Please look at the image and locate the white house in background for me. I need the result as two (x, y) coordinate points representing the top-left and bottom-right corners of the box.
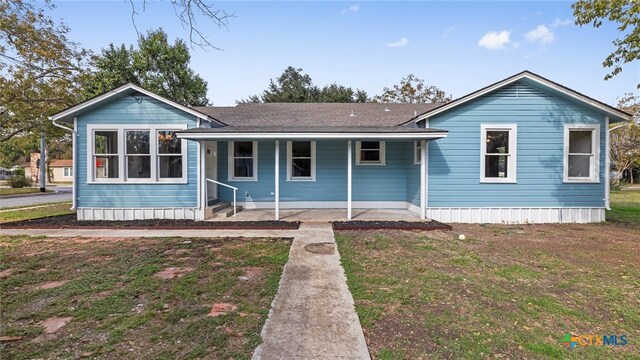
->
(50, 159), (73, 183)
(0, 167), (14, 180)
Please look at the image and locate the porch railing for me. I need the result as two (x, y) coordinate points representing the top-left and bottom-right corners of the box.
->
(206, 178), (239, 216)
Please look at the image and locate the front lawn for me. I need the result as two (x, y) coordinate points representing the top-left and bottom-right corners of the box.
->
(609, 190), (640, 226)
(0, 236), (290, 359)
(337, 224), (640, 359)
(0, 202), (74, 223)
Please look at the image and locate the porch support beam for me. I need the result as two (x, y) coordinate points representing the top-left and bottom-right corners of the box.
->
(347, 140), (352, 220)
(275, 140), (280, 220)
(420, 140), (427, 220)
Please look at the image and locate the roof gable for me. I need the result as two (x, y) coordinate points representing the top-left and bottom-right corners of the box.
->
(412, 71), (632, 123)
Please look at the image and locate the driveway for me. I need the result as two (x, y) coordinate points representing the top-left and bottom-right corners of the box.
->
(0, 187), (72, 209)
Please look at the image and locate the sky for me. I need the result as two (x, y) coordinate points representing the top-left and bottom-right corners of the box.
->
(49, 1), (639, 106)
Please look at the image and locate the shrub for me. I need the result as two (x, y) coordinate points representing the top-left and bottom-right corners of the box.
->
(7, 176), (33, 188)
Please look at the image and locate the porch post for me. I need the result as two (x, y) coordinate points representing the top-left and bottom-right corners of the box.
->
(420, 140), (427, 219)
(347, 140), (352, 220)
(275, 140), (280, 220)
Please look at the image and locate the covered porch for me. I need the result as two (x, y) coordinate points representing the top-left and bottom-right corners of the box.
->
(176, 126), (448, 221)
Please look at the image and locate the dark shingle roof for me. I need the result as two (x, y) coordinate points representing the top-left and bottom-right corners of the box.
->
(194, 103), (442, 127)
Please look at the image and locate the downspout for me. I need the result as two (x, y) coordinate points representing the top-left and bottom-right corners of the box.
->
(50, 117), (77, 210)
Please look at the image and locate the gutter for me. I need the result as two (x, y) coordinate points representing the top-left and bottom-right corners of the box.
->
(50, 117), (77, 210)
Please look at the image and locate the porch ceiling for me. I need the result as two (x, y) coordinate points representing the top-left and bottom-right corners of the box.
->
(176, 126), (448, 140)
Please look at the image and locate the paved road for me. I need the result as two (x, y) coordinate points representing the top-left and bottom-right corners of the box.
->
(0, 187), (72, 209)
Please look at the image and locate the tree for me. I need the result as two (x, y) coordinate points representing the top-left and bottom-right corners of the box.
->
(611, 93), (640, 184)
(372, 74), (452, 103)
(237, 66), (369, 103)
(82, 29), (210, 106)
(0, 0), (87, 144)
(572, 0), (640, 87)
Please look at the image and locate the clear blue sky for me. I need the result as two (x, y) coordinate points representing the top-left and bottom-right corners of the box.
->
(50, 1), (639, 106)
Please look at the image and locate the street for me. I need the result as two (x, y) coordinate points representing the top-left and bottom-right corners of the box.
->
(0, 187), (72, 208)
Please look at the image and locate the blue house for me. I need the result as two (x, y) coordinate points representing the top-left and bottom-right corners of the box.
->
(50, 71), (631, 223)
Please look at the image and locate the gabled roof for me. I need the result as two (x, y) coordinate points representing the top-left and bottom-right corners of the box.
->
(194, 103), (440, 127)
(50, 159), (73, 167)
(409, 70), (632, 124)
(49, 83), (224, 126)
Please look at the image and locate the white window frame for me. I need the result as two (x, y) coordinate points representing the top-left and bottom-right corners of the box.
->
(286, 141), (316, 181)
(414, 141), (422, 164)
(64, 167), (73, 177)
(356, 141), (386, 165)
(480, 124), (517, 183)
(87, 124), (188, 184)
(124, 129), (153, 182)
(563, 124), (600, 183)
(228, 141), (258, 181)
(157, 129), (187, 182)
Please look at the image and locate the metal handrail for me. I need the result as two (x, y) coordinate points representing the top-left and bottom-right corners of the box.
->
(206, 178), (238, 216)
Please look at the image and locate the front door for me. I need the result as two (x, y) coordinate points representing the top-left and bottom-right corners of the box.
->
(205, 141), (217, 203)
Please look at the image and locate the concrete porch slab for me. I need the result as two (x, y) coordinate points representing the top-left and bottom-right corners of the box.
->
(208, 208), (427, 222)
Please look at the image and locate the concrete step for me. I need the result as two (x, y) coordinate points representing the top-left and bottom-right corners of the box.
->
(215, 205), (244, 218)
(205, 202), (231, 218)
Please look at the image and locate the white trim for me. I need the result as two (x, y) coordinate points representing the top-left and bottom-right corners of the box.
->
(275, 140), (280, 220)
(86, 124), (188, 184)
(177, 132), (448, 140)
(420, 140), (427, 219)
(49, 83), (222, 125)
(77, 207), (198, 221)
(286, 141), (316, 181)
(563, 124), (600, 183)
(347, 140), (352, 220)
(234, 200), (413, 210)
(413, 72), (632, 123)
(355, 141), (386, 165)
(227, 141), (258, 181)
(480, 124), (517, 183)
(413, 141), (422, 164)
(605, 117), (611, 210)
(426, 207), (605, 224)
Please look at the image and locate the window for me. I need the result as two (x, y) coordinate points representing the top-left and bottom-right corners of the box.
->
(414, 141), (422, 164)
(564, 124), (599, 183)
(126, 130), (151, 179)
(94, 130), (119, 180)
(356, 141), (385, 165)
(63, 167), (73, 177)
(287, 141), (316, 181)
(480, 124), (517, 183)
(88, 125), (187, 183)
(228, 141), (257, 181)
(157, 130), (183, 178)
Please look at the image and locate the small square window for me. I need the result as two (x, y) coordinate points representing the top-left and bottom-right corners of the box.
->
(356, 141), (385, 165)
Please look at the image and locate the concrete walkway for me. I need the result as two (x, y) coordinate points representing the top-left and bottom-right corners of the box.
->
(252, 222), (370, 359)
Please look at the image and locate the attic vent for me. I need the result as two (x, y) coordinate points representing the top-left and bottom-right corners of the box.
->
(350, 110), (356, 117)
(384, 107), (390, 112)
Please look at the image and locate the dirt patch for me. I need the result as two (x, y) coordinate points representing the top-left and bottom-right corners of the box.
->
(208, 303), (238, 317)
(37, 281), (68, 290)
(332, 220), (451, 231)
(0, 336), (23, 342)
(0, 213), (299, 230)
(154, 267), (194, 279)
(41, 317), (72, 334)
(0, 268), (15, 278)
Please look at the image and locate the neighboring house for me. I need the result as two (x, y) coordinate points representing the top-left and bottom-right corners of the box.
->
(49, 71), (632, 223)
(0, 167), (13, 180)
(50, 159), (73, 183)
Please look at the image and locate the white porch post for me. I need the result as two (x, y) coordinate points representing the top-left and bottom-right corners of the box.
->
(420, 140), (427, 219)
(275, 140), (280, 220)
(347, 140), (352, 220)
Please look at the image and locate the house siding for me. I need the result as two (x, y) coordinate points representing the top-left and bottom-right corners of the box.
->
(427, 81), (606, 208)
(76, 96), (198, 208)
(217, 140), (413, 204)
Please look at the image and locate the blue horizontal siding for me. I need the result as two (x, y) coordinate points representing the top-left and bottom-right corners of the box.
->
(217, 140), (413, 203)
(77, 96), (198, 208)
(428, 81), (606, 208)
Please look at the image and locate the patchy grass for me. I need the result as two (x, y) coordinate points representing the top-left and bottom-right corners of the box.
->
(336, 224), (640, 359)
(0, 188), (41, 196)
(609, 190), (640, 226)
(0, 203), (74, 223)
(0, 236), (290, 359)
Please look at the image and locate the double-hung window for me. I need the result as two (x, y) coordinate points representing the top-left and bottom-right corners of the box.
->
(287, 141), (316, 181)
(564, 124), (599, 183)
(64, 167), (73, 177)
(356, 141), (385, 165)
(88, 125), (186, 183)
(229, 141), (257, 181)
(480, 124), (517, 183)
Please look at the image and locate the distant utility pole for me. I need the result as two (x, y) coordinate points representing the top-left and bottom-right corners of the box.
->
(40, 129), (46, 192)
